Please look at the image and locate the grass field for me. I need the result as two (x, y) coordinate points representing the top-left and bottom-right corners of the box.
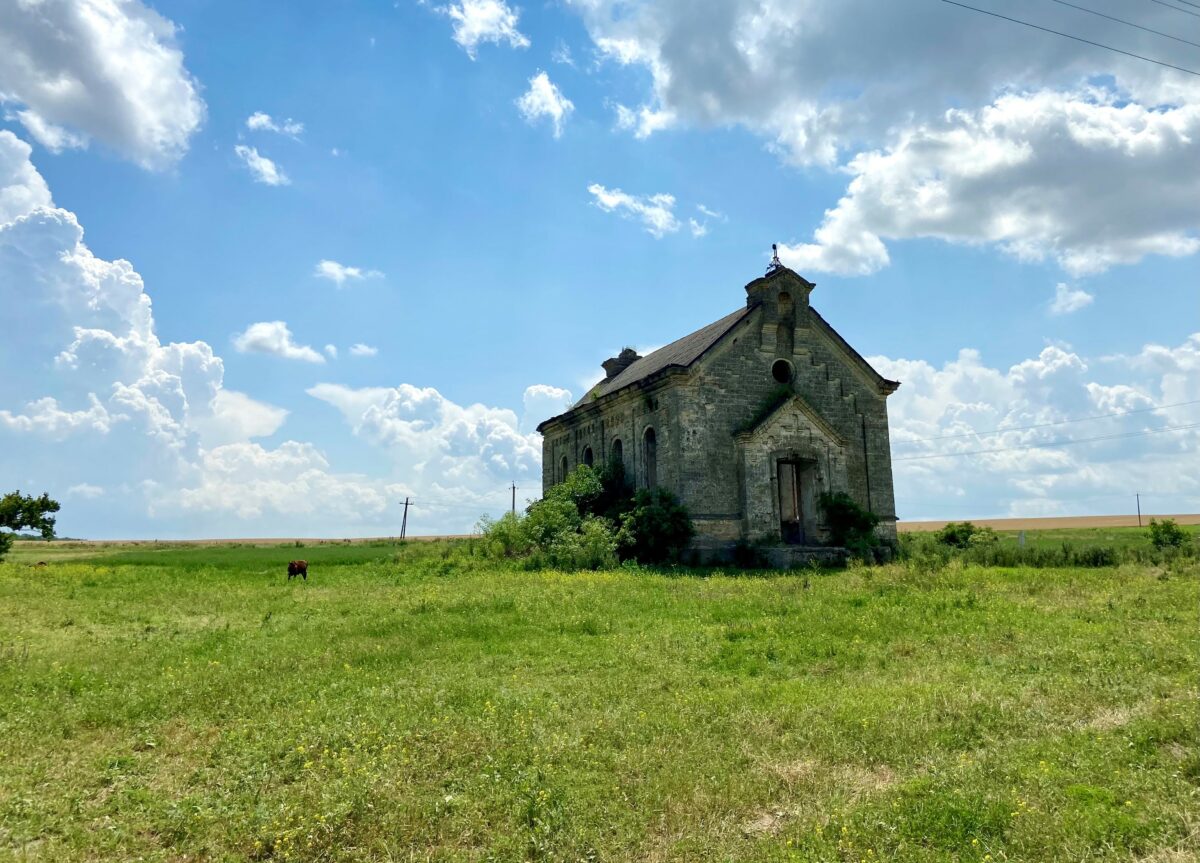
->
(1, 537), (1197, 861)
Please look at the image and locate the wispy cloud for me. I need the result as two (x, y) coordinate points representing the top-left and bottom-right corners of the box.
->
(313, 259), (383, 287)
(246, 111), (304, 138)
(587, 183), (679, 238)
(234, 145), (289, 186)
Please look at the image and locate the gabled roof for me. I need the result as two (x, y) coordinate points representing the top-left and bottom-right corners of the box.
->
(569, 305), (753, 409)
(809, 307), (900, 395)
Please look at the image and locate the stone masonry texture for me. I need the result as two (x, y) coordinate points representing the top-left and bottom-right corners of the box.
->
(536, 266), (900, 553)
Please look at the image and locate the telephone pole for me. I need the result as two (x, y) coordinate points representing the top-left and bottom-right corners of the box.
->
(510, 482), (518, 514)
(400, 496), (411, 539)
(1136, 493), (1142, 527)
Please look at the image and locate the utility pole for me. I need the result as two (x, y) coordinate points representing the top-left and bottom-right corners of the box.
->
(400, 496), (411, 539)
(1136, 493), (1142, 527)
(510, 482), (518, 514)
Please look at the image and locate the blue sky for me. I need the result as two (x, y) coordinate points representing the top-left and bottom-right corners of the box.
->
(0, 0), (1197, 538)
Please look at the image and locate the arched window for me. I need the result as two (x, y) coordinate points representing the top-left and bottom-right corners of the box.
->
(611, 438), (623, 465)
(643, 427), (657, 488)
(560, 455), (568, 483)
(583, 446), (594, 467)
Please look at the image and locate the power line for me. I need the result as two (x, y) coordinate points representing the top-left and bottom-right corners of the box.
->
(894, 421), (1200, 461)
(1144, 0), (1200, 20)
(1169, 0), (1200, 10)
(939, 0), (1200, 76)
(1041, 0), (1200, 49)
(892, 398), (1200, 446)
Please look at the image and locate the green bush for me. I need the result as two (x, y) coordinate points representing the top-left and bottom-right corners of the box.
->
(0, 532), (11, 563)
(936, 521), (980, 548)
(616, 488), (695, 564)
(479, 465), (692, 569)
(1148, 518), (1188, 550)
(817, 491), (880, 554)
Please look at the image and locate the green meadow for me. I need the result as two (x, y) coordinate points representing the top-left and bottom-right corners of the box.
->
(0, 538), (1196, 862)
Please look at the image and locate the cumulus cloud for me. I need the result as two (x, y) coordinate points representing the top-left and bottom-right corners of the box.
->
(0, 129), (554, 537)
(564, 0), (1200, 275)
(9, 110), (89, 153)
(349, 343), (379, 357)
(1049, 283), (1094, 316)
(0, 0), (204, 168)
(779, 91), (1200, 276)
(521, 383), (572, 433)
(870, 336), (1200, 519)
(245, 111), (303, 137)
(234, 145), (289, 186)
(442, 0), (530, 58)
(587, 183), (679, 237)
(232, 321), (324, 363)
(313, 259), (382, 287)
(516, 71), (574, 138)
(309, 382), (541, 476)
(324, 344), (338, 359)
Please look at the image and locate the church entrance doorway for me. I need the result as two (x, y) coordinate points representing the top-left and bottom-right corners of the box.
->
(777, 459), (818, 544)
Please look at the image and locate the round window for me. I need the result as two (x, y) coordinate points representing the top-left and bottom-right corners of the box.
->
(772, 359), (794, 384)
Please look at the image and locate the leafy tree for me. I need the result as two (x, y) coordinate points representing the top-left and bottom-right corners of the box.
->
(1148, 518), (1188, 550)
(0, 490), (61, 562)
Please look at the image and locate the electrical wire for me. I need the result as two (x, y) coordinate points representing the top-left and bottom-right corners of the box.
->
(939, 0), (1200, 76)
(1042, 0), (1200, 49)
(893, 421), (1200, 461)
(1144, 0), (1200, 20)
(891, 398), (1200, 446)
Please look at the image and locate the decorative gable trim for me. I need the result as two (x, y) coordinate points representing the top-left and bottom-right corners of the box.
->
(737, 392), (848, 448)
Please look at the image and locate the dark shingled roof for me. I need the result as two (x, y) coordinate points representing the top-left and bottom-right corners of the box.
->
(569, 305), (753, 409)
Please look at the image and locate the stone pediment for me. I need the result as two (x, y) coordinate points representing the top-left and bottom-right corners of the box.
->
(737, 392), (847, 449)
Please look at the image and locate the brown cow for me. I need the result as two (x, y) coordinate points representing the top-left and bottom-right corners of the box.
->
(287, 560), (308, 580)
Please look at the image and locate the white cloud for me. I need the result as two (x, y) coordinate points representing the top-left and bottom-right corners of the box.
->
(516, 71), (574, 138)
(0, 0), (204, 168)
(0, 130), (557, 537)
(233, 145), (289, 186)
(587, 183), (679, 237)
(192, 389), (288, 446)
(232, 321), (324, 363)
(308, 382), (543, 489)
(313, 259), (382, 287)
(870, 336), (1200, 519)
(1049, 283), (1094, 316)
(521, 383), (572, 433)
(551, 41), (576, 68)
(324, 344), (338, 359)
(349, 343), (378, 357)
(245, 111), (303, 137)
(612, 102), (675, 139)
(67, 483), (104, 499)
(11, 110), (89, 153)
(688, 218), (707, 238)
(778, 91), (1200, 276)
(443, 0), (530, 59)
(564, 0), (1200, 276)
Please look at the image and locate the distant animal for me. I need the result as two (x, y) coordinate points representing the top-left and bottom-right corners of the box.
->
(287, 560), (308, 580)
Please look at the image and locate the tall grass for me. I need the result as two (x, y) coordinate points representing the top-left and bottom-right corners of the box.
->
(0, 540), (1195, 861)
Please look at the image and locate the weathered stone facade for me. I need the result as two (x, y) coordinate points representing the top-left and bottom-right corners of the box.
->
(536, 263), (900, 555)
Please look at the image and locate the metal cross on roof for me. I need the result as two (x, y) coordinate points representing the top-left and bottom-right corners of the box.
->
(767, 243), (783, 273)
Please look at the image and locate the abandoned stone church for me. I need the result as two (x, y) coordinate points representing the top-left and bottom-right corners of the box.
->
(537, 257), (900, 559)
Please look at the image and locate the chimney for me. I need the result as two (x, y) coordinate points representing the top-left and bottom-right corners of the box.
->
(602, 347), (641, 380)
